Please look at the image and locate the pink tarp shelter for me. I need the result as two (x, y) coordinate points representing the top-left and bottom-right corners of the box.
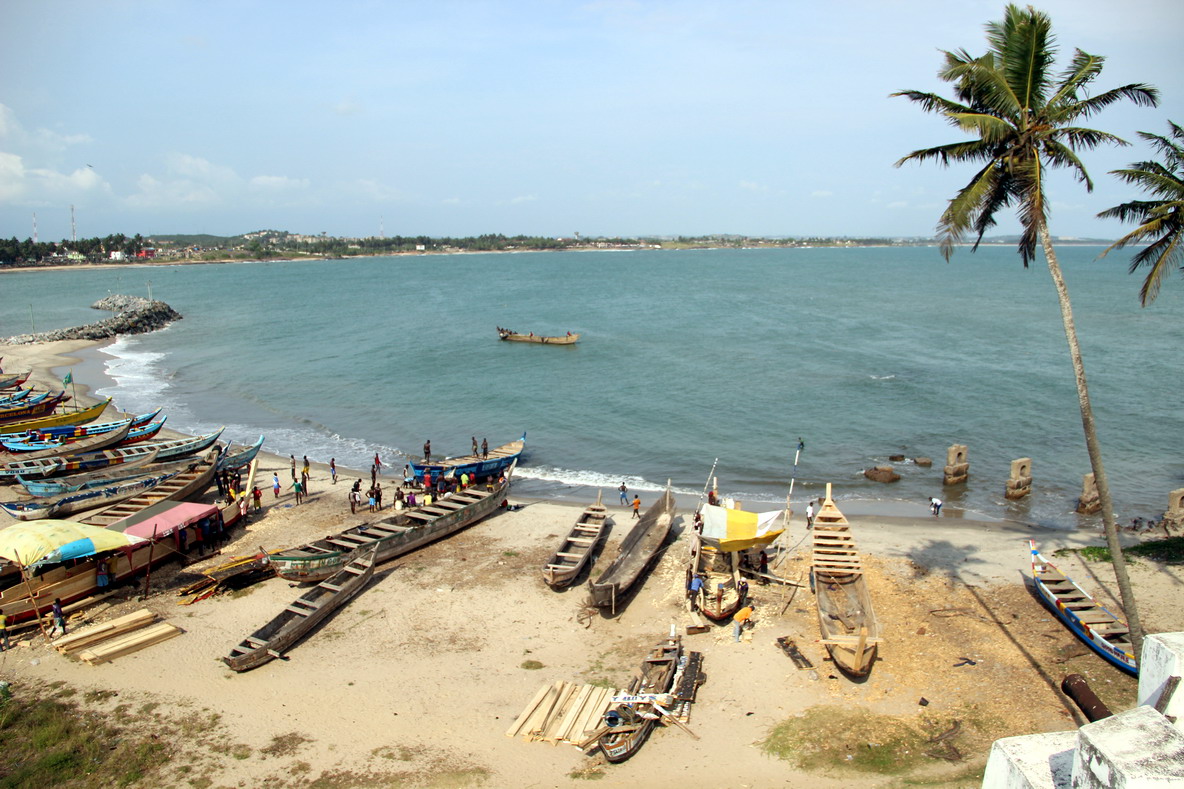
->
(118, 502), (220, 540)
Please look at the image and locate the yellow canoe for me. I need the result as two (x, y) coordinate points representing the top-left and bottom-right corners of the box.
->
(0, 397), (113, 432)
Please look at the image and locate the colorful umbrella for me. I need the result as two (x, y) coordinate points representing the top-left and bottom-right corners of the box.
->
(0, 519), (146, 568)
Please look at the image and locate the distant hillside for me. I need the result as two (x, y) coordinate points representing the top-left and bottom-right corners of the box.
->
(147, 233), (240, 247)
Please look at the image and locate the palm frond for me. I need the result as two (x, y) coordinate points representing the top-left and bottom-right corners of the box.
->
(888, 90), (971, 118)
(1065, 84), (1160, 121)
(894, 140), (998, 169)
(1042, 140), (1093, 189)
(1098, 199), (1175, 224)
(948, 112), (1016, 144)
(1053, 127), (1129, 151)
(1108, 165), (1184, 198)
(992, 5), (1055, 112)
(1128, 232), (1183, 305)
(935, 162), (1005, 260)
(1049, 49), (1105, 107)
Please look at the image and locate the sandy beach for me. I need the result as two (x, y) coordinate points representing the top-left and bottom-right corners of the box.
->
(1, 339), (1182, 787)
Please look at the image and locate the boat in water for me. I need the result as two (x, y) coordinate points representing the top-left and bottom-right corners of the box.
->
(409, 433), (525, 483)
(496, 327), (579, 344)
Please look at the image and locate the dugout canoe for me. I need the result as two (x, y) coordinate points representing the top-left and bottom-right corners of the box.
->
(687, 529), (745, 623)
(0, 371), (30, 389)
(0, 463), (190, 521)
(589, 484), (676, 614)
(271, 464), (513, 583)
(223, 544), (378, 672)
(216, 435), (265, 472)
(1029, 540), (1137, 675)
(76, 448), (220, 527)
(410, 433), (525, 482)
(18, 448), (163, 496)
(0, 397), (112, 433)
(0, 391), (70, 423)
(497, 328), (579, 344)
(542, 491), (607, 588)
(0, 407), (161, 442)
(597, 636), (683, 763)
(0, 420), (132, 457)
(811, 484), (881, 678)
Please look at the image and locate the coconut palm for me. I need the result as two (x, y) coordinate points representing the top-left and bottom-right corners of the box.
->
(1098, 121), (1184, 306)
(891, 4), (1158, 657)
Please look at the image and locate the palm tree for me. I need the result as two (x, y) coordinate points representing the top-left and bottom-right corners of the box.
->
(1098, 121), (1184, 306)
(891, 4), (1159, 658)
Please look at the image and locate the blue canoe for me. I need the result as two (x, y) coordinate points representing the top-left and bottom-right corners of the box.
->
(410, 433), (526, 482)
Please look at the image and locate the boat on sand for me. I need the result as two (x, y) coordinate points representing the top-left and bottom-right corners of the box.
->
(811, 484), (881, 677)
(542, 491), (607, 588)
(589, 484), (676, 614)
(596, 636), (683, 763)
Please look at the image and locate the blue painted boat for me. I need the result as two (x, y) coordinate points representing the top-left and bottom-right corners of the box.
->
(216, 435), (265, 472)
(409, 433), (525, 482)
(1029, 540), (1137, 676)
(0, 407), (162, 443)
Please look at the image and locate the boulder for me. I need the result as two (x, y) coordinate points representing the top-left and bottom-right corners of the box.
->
(864, 466), (900, 484)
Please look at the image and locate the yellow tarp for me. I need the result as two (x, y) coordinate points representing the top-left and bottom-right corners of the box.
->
(0, 519), (145, 567)
(700, 504), (785, 552)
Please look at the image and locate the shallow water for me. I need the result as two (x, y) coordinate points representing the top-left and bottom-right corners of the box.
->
(2, 245), (1179, 528)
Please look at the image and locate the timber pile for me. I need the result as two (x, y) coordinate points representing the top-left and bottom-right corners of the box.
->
(53, 608), (182, 664)
(505, 682), (618, 745)
(177, 552), (275, 605)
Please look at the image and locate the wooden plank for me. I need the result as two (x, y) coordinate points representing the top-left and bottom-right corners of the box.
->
(555, 684), (595, 743)
(78, 623), (181, 664)
(522, 683), (561, 739)
(505, 684), (551, 738)
(54, 609), (157, 654)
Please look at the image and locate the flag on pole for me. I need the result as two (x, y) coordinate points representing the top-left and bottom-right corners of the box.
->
(63, 371), (73, 386)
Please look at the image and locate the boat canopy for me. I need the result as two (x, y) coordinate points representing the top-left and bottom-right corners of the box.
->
(700, 503), (784, 552)
(118, 502), (221, 539)
(0, 519), (146, 568)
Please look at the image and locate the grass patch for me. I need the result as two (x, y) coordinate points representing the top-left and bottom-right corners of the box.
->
(502, 551), (518, 558)
(569, 763), (606, 780)
(1056, 537), (1184, 565)
(260, 731), (311, 758)
(762, 705), (990, 779)
(520, 660), (545, 670)
(229, 743), (253, 760)
(81, 689), (117, 703)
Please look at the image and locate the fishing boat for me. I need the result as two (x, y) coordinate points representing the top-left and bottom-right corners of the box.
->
(0, 397), (112, 433)
(76, 448), (220, 527)
(687, 530), (745, 622)
(0, 464), (189, 521)
(496, 328), (580, 344)
(223, 545), (378, 672)
(219, 457), (260, 529)
(589, 484), (676, 614)
(410, 433), (525, 482)
(1029, 540), (1137, 675)
(597, 636), (682, 763)
(542, 491), (607, 588)
(0, 420), (132, 457)
(811, 484), (881, 677)
(0, 391), (69, 423)
(0, 407), (161, 442)
(0, 428), (223, 480)
(18, 448), (163, 496)
(0, 389), (33, 406)
(270, 465), (513, 583)
(0, 371), (30, 389)
(217, 435), (265, 472)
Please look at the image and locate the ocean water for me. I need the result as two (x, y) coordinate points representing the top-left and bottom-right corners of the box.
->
(1, 246), (1180, 528)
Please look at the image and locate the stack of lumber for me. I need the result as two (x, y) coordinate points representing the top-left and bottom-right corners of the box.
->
(53, 608), (182, 664)
(505, 682), (618, 745)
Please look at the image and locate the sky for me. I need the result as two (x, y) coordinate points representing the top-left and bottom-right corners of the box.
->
(2, 0), (1182, 241)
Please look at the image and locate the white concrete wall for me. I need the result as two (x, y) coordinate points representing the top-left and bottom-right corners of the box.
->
(982, 731), (1076, 789)
(1071, 705), (1184, 787)
(1137, 632), (1184, 730)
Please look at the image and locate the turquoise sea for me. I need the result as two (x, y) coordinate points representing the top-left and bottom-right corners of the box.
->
(1, 245), (1180, 529)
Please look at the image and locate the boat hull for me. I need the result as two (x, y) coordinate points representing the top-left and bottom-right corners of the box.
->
(589, 487), (675, 612)
(542, 493), (606, 588)
(409, 434), (525, 482)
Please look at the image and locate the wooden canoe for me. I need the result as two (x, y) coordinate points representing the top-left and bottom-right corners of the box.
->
(76, 448), (220, 527)
(223, 544), (378, 672)
(0, 397), (112, 433)
(497, 329), (579, 344)
(1029, 540), (1137, 675)
(216, 435), (265, 472)
(597, 636), (682, 763)
(410, 433), (525, 482)
(811, 484), (881, 678)
(589, 484), (676, 613)
(0, 420), (132, 459)
(0, 462), (190, 520)
(270, 465), (513, 583)
(0, 428), (221, 480)
(542, 491), (607, 588)
(0, 371), (30, 389)
(0, 407), (161, 442)
(0, 391), (70, 423)
(18, 448), (163, 496)
(687, 529), (745, 623)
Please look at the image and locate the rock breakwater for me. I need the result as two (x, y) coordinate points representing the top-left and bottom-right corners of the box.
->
(4, 295), (182, 344)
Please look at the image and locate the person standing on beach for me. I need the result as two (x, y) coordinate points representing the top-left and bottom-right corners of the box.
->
(330, 458), (337, 485)
(0, 608), (8, 651)
(929, 497), (943, 516)
(619, 483), (628, 505)
(806, 501), (815, 529)
(303, 455), (311, 479)
(481, 438), (488, 459)
(272, 473), (281, 499)
(374, 453), (382, 475)
(302, 469), (311, 496)
(51, 598), (67, 637)
(290, 455), (296, 481)
(96, 559), (109, 591)
(252, 486), (263, 511)
(291, 478), (304, 505)
(632, 495), (641, 519)
(423, 440), (431, 463)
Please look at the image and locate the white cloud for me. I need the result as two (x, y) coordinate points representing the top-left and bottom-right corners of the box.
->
(0, 104), (105, 207)
(249, 175), (310, 193)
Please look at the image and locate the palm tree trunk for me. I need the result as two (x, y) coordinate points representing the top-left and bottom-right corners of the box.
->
(1038, 223), (1145, 661)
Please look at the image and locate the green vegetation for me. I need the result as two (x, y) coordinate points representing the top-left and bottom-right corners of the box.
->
(520, 660), (545, 670)
(1058, 537), (1184, 564)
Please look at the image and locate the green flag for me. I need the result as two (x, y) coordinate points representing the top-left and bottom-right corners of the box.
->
(63, 371), (72, 386)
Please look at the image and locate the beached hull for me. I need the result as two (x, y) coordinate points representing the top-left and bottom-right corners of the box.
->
(689, 531), (744, 623)
(0, 407), (161, 442)
(1030, 541), (1137, 676)
(0, 392), (69, 423)
(542, 492), (607, 588)
(589, 486), (676, 612)
(598, 637), (681, 763)
(0, 372), (30, 389)
(410, 434), (525, 482)
(271, 469), (513, 583)
(216, 436), (265, 472)
(497, 331), (580, 344)
(223, 546), (377, 672)
(811, 487), (880, 678)
(0, 397), (112, 433)
(219, 457), (259, 529)
(76, 448), (220, 526)
(18, 448), (163, 496)
(0, 464), (187, 520)
(0, 420), (132, 459)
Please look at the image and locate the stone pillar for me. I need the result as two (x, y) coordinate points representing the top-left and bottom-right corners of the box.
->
(1077, 473), (1101, 514)
(1137, 632), (1184, 732)
(943, 444), (968, 486)
(1005, 458), (1033, 500)
(1164, 488), (1184, 530)
(1072, 705), (1184, 786)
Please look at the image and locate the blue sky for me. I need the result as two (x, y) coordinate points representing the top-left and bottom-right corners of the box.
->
(2, 0), (1181, 241)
